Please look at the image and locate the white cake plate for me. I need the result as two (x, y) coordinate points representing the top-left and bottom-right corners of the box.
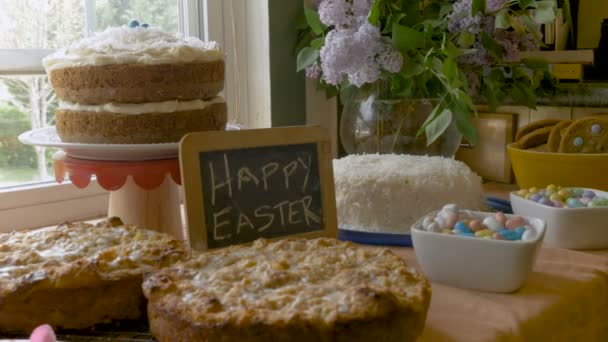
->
(18, 124), (241, 161)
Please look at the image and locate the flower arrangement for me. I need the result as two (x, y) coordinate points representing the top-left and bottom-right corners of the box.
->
(296, 0), (558, 146)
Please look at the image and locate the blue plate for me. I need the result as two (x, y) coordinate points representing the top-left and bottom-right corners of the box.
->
(485, 196), (513, 214)
(337, 197), (512, 247)
(338, 226), (412, 247)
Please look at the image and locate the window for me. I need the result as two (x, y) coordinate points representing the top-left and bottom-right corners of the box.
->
(0, 0), (233, 230)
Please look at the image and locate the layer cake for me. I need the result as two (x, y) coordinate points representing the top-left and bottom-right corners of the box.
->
(43, 26), (227, 144)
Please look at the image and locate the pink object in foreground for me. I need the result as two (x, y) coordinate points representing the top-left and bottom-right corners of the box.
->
(29, 325), (56, 342)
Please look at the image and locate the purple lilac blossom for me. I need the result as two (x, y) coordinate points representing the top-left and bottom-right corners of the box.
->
(317, 2), (403, 87)
(306, 62), (323, 79)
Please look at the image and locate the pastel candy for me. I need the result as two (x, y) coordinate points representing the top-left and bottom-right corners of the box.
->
(500, 229), (519, 241)
(434, 215), (447, 228)
(475, 229), (493, 238)
(580, 197), (591, 205)
(422, 216), (434, 228)
(483, 216), (504, 232)
(505, 216), (526, 230)
(549, 194), (563, 202)
(522, 229), (536, 241)
(442, 204), (459, 213)
(571, 188), (584, 196)
(443, 211), (459, 228)
(539, 197), (552, 206)
(427, 222), (442, 233)
(495, 212), (507, 225)
(582, 190), (596, 199)
(454, 221), (471, 233)
(591, 124), (602, 135)
(469, 219), (483, 232)
(530, 194), (542, 202)
(573, 136), (584, 147)
(566, 197), (584, 208)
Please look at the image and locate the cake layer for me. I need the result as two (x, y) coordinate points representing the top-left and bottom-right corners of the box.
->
(43, 26), (224, 73)
(333, 154), (484, 234)
(50, 61), (225, 105)
(143, 238), (431, 342)
(59, 97), (225, 115)
(56, 102), (227, 144)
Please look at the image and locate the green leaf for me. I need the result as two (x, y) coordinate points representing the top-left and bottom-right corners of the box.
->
(310, 37), (325, 50)
(401, 0), (421, 26)
(452, 101), (478, 146)
(368, 0), (382, 26)
(382, 13), (405, 34)
(304, 7), (326, 35)
(481, 31), (504, 63)
(534, 0), (557, 24)
(518, 0), (537, 9)
(296, 47), (319, 72)
(325, 86), (338, 99)
(425, 109), (453, 146)
(391, 74), (414, 97)
(392, 24), (426, 51)
(511, 84), (537, 109)
(472, 0), (486, 16)
(401, 61), (425, 78)
(520, 14), (543, 41)
(444, 41), (463, 59)
(494, 10), (511, 29)
(457, 31), (477, 48)
(522, 58), (549, 70)
(442, 58), (458, 80)
(339, 83), (357, 105)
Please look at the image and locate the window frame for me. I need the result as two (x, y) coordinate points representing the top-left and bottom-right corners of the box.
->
(0, 0), (263, 230)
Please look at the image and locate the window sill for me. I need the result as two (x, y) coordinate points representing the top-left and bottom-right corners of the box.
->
(0, 180), (108, 232)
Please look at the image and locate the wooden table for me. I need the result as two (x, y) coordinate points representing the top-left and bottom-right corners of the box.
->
(389, 246), (608, 341)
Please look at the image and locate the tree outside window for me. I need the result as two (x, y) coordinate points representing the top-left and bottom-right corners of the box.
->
(0, 0), (179, 188)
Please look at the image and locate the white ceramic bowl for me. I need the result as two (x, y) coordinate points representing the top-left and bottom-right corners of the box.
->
(411, 210), (546, 293)
(510, 188), (608, 250)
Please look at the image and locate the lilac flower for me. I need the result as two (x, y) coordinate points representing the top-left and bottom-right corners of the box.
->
(377, 45), (403, 73)
(318, 0), (374, 29)
(319, 21), (403, 87)
(448, 0), (482, 34)
(305, 62), (322, 79)
(318, 0), (355, 28)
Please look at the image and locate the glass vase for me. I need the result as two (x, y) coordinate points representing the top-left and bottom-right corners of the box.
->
(339, 82), (462, 157)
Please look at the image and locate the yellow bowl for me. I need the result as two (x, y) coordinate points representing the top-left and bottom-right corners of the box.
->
(507, 143), (608, 191)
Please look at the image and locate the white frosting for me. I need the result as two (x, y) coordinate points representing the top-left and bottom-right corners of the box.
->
(43, 26), (224, 72)
(59, 97), (225, 115)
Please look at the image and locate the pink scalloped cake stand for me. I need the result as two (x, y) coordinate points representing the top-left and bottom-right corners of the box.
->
(53, 151), (184, 240)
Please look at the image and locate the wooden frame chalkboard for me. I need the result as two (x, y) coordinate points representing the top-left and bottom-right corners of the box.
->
(179, 126), (337, 251)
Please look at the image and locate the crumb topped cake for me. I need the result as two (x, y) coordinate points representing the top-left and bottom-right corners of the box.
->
(143, 238), (431, 342)
(0, 218), (185, 333)
(43, 26), (227, 144)
(333, 154), (484, 234)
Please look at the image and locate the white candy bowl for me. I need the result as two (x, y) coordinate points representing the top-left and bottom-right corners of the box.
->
(411, 210), (546, 293)
(510, 188), (608, 250)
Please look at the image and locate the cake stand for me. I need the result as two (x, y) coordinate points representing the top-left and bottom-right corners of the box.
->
(19, 127), (184, 240)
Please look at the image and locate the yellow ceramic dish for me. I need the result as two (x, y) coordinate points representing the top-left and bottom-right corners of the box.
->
(507, 143), (608, 191)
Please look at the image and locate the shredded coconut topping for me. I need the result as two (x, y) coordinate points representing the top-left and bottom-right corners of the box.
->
(333, 154), (484, 233)
(43, 26), (223, 72)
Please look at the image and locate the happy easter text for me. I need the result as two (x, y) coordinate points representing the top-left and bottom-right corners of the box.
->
(206, 152), (322, 242)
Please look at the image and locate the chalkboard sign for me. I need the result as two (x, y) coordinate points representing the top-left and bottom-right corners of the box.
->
(180, 126), (337, 251)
